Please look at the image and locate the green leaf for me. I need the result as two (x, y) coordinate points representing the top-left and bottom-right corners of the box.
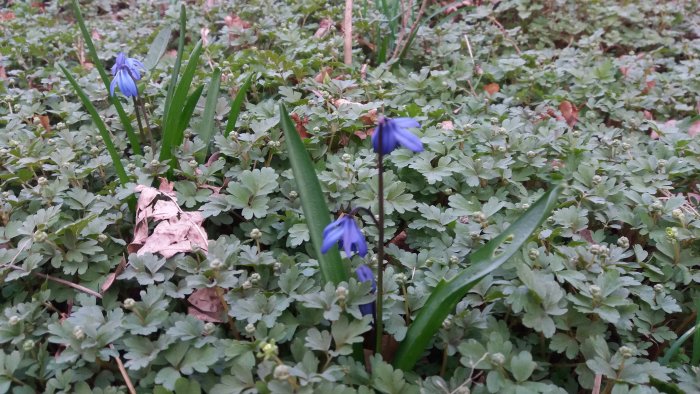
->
(510, 351), (536, 382)
(279, 103), (348, 284)
(225, 75), (253, 136)
(162, 4), (187, 142)
(177, 84), (205, 139)
(59, 65), (129, 187)
(196, 68), (221, 163)
(393, 185), (562, 371)
(144, 26), (173, 70)
(69, 0), (141, 155)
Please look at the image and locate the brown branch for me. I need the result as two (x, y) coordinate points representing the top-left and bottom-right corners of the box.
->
(487, 15), (522, 55)
(344, 0), (353, 65)
(391, 0), (430, 61)
(6, 264), (102, 299)
(110, 344), (136, 394)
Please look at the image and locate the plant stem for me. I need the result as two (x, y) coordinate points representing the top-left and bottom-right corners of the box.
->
(137, 97), (154, 149)
(375, 133), (385, 356)
(132, 97), (147, 147)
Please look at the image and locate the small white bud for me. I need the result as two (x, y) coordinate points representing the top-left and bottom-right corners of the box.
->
(249, 228), (262, 240)
(73, 326), (85, 340)
(242, 280), (252, 290)
(245, 323), (256, 334)
(123, 298), (136, 309)
(8, 316), (20, 326)
(273, 364), (290, 380)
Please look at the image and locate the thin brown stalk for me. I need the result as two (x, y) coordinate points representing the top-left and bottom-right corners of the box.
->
(110, 344), (136, 394)
(487, 15), (522, 55)
(390, 0), (429, 61)
(344, 0), (353, 65)
(6, 264), (102, 299)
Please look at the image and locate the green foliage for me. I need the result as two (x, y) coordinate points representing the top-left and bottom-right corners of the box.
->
(1, 0), (700, 393)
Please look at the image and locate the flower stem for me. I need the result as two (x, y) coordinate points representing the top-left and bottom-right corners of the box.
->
(137, 97), (154, 149)
(375, 134), (385, 357)
(132, 97), (147, 148)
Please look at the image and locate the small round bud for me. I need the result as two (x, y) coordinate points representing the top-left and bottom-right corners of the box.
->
(242, 280), (253, 290)
(589, 285), (602, 298)
(143, 146), (152, 153)
(229, 131), (239, 140)
(442, 316), (452, 330)
(261, 341), (278, 359)
(123, 298), (136, 309)
(56, 122), (66, 130)
(288, 190), (298, 199)
(22, 339), (35, 351)
(273, 262), (282, 272)
(245, 323), (256, 334)
(528, 249), (539, 261)
(188, 159), (198, 168)
(312, 126), (320, 132)
(449, 255), (459, 264)
(469, 231), (480, 240)
(203, 322), (216, 335)
(335, 286), (348, 301)
(267, 140), (277, 148)
(127, 163), (136, 171)
(619, 345), (633, 359)
(572, 130), (581, 137)
(209, 258), (223, 270)
(653, 284), (664, 293)
(73, 326), (85, 340)
(184, 131), (193, 140)
(144, 102), (152, 109)
(489, 117), (498, 124)
(521, 203), (530, 210)
(97, 234), (108, 243)
(273, 364), (290, 380)
(90, 146), (100, 155)
(665, 227), (678, 240)
(444, 188), (453, 196)
(621, 142), (631, 151)
(617, 236), (629, 249)
(650, 201), (663, 213)
(498, 127), (507, 135)
(672, 209), (684, 221)
(394, 273), (407, 284)
(250, 273), (261, 283)
(37, 177), (48, 186)
(8, 316), (20, 326)
(149, 159), (160, 167)
(474, 211), (487, 223)
(32, 231), (48, 243)
(341, 153), (352, 162)
(249, 228), (262, 240)
(591, 175), (602, 185)
(526, 151), (536, 159)
(497, 145), (507, 153)
(657, 159), (666, 169)
(611, 140), (621, 148)
(490, 353), (505, 366)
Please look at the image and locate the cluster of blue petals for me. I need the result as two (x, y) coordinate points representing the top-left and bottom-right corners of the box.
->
(110, 52), (144, 97)
(355, 265), (376, 317)
(321, 215), (367, 257)
(371, 117), (423, 155)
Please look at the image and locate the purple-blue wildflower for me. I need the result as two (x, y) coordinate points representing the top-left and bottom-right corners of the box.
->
(110, 52), (144, 97)
(371, 116), (423, 155)
(321, 215), (368, 257)
(355, 264), (376, 317)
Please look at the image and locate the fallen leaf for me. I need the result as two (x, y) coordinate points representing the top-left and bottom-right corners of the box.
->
(440, 120), (454, 130)
(290, 113), (310, 138)
(314, 67), (332, 83)
(314, 18), (333, 39)
(484, 83), (500, 96)
(360, 109), (378, 126)
(188, 288), (226, 322)
(101, 256), (127, 294)
(225, 14), (251, 29)
(688, 120), (700, 138)
(559, 100), (579, 127)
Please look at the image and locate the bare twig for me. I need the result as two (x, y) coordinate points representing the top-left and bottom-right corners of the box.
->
(487, 15), (522, 55)
(391, 0), (430, 61)
(592, 374), (602, 394)
(110, 344), (136, 394)
(343, 0), (353, 65)
(5, 264), (102, 299)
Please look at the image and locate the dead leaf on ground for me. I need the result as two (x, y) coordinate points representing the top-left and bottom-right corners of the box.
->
(101, 256), (127, 294)
(314, 19), (333, 39)
(188, 287), (226, 322)
(290, 113), (310, 138)
(559, 100), (579, 127)
(128, 179), (209, 259)
(484, 83), (500, 96)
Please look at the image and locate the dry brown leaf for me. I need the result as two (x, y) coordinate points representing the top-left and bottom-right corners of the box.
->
(314, 67), (332, 83)
(224, 14), (251, 29)
(559, 100), (579, 127)
(290, 113), (310, 138)
(484, 83), (500, 96)
(101, 256), (127, 294)
(360, 109), (378, 126)
(314, 19), (333, 39)
(688, 120), (700, 138)
(188, 288), (226, 322)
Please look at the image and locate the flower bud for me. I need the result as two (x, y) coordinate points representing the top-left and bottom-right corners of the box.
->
(149, 159), (160, 168)
(73, 326), (85, 340)
(341, 153), (352, 162)
(449, 255), (459, 264)
(444, 188), (453, 196)
(273, 364), (290, 380)
(242, 280), (252, 290)
(653, 284), (664, 293)
(621, 142), (631, 151)
(572, 130), (581, 137)
(188, 159), (198, 168)
(469, 231), (480, 240)
(203, 322), (216, 335)
(32, 231), (48, 243)
(209, 258), (223, 270)
(591, 175), (602, 185)
(127, 163), (136, 171)
(665, 227), (678, 240)
(394, 273), (407, 284)
(8, 316), (20, 326)
(37, 177), (48, 186)
(526, 151), (536, 159)
(528, 249), (539, 261)
(288, 191), (298, 200)
(650, 201), (663, 213)
(672, 209), (684, 221)
(229, 131), (239, 140)
(56, 122), (66, 130)
(123, 298), (136, 309)
(442, 316), (452, 330)
(250, 273), (261, 283)
(249, 228), (262, 240)
(98, 234), (108, 243)
(90, 146), (100, 155)
(497, 145), (507, 153)
(335, 286), (348, 301)
(619, 345), (633, 359)
(490, 352), (505, 366)
(474, 211), (487, 223)
(260, 340), (278, 359)
(22, 339), (35, 351)
(245, 323), (256, 334)
(617, 236), (629, 249)
(589, 285), (602, 298)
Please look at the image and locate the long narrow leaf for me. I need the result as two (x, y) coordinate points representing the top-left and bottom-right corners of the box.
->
(195, 68), (221, 163)
(60, 65), (129, 187)
(393, 185), (562, 371)
(660, 323), (698, 365)
(70, 0), (141, 155)
(160, 40), (203, 165)
(693, 300), (700, 365)
(224, 75), (253, 136)
(162, 4), (187, 136)
(280, 104), (349, 284)
(144, 26), (173, 70)
(177, 85), (205, 140)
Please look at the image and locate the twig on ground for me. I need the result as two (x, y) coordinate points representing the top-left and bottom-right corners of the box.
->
(110, 344), (136, 394)
(391, 0), (430, 61)
(5, 264), (103, 299)
(487, 15), (522, 55)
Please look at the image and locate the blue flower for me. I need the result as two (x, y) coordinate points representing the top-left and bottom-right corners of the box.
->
(371, 116), (423, 155)
(355, 264), (376, 317)
(110, 52), (144, 97)
(321, 215), (368, 257)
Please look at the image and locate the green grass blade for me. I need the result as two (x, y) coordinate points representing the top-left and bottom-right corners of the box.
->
(660, 323), (698, 365)
(693, 300), (700, 365)
(70, 0), (141, 155)
(177, 85), (204, 136)
(195, 68), (221, 163)
(159, 40), (203, 165)
(224, 75), (253, 136)
(60, 65), (129, 187)
(144, 26), (173, 70)
(162, 4), (187, 136)
(393, 185), (563, 371)
(279, 104), (349, 284)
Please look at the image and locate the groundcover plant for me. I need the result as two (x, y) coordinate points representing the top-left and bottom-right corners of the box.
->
(1, 0), (699, 393)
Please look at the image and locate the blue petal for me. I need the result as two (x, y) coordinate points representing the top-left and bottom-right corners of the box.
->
(390, 117), (420, 129)
(342, 219), (357, 257)
(323, 217), (343, 238)
(117, 71), (138, 97)
(394, 127), (424, 152)
(109, 77), (118, 96)
(355, 265), (375, 291)
(321, 225), (344, 254)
